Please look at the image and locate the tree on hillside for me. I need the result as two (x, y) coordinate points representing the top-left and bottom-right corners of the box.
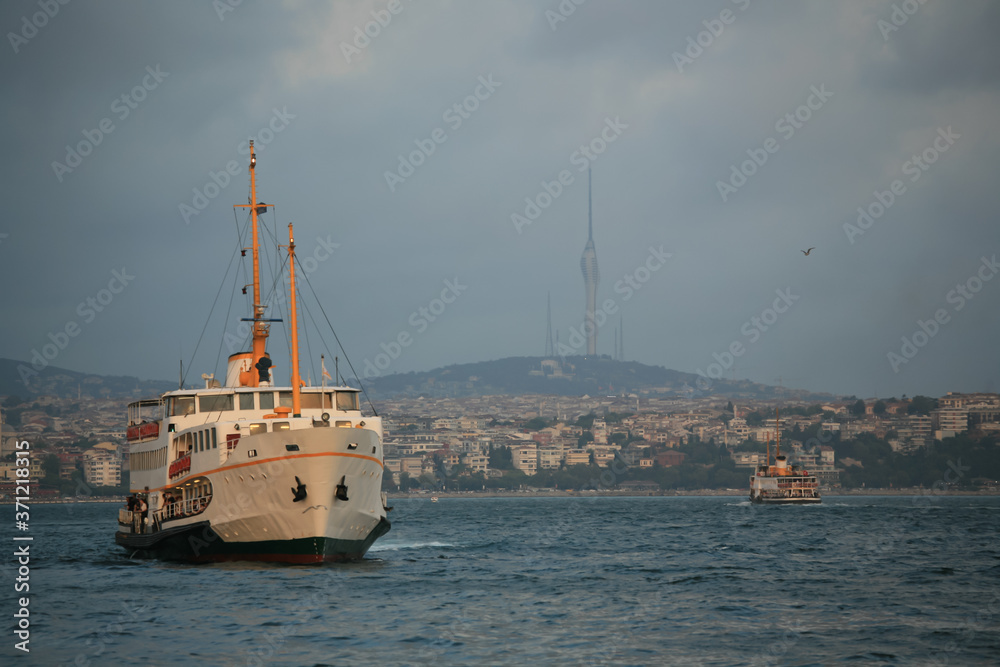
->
(488, 444), (513, 470)
(849, 399), (866, 416)
(524, 417), (549, 431)
(873, 400), (886, 415)
(907, 396), (938, 415)
(42, 454), (61, 486)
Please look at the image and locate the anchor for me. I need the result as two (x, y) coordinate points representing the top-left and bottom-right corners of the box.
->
(291, 476), (308, 502)
(335, 475), (349, 502)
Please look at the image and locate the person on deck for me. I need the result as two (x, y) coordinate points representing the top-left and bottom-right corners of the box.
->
(136, 496), (148, 533)
(163, 491), (175, 519)
(255, 352), (273, 386)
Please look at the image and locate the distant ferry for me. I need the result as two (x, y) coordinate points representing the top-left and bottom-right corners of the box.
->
(749, 410), (821, 505)
(114, 142), (391, 562)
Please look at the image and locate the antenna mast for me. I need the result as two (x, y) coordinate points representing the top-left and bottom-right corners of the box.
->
(588, 166), (593, 241)
(545, 292), (554, 358)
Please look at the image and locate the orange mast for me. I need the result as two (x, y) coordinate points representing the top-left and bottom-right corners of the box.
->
(287, 223), (301, 417)
(775, 408), (781, 461)
(235, 141), (269, 386)
(766, 433), (770, 473)
(774, 408), (785, 474)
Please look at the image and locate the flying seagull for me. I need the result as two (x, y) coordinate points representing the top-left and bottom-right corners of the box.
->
(801, 247), (815, 256)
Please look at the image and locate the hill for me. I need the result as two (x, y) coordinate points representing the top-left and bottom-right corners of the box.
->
(0, 358), (176, 400)
(361, 356), (830, 400)
(0, 355), (831, 402)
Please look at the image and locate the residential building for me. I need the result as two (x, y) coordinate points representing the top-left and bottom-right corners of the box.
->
(538, 448), (562, 470)
(513, 443), (538, 476)
(460, 453), (489, 473)
(656, 451), (687, 467)
(82, 449), (121, 487)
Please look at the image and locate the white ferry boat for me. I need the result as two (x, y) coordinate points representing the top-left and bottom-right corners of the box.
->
(749, 410), (821, 505)
(115, 143), (390, 562)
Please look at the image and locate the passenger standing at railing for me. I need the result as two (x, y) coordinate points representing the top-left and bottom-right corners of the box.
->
(163, 491), (174, 519)
(137, 496), (147, 532)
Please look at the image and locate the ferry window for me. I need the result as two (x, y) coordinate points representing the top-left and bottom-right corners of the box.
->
(323, 393), (333, 409)
(273, 422), (290, 431)
(259, 392), (274, 410)
(198, 431), (204, 452)
(211, 429), (218, 449)
(248, 423), (267, 435)
(336, 392), (359, 411)
(300, 393), (322, 410)
(335, 420), (352, 428)
(278, 391), (293, 408)
(199, 394), (233, 412)
(239, 393), (254, 410)
(170, 396), (195, 416)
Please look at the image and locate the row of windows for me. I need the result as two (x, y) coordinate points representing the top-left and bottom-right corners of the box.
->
(168, 391), (359, 416)
(177, 428), (219, 454)
(133, 446), (168, 471)
(247, 422), (290, 435)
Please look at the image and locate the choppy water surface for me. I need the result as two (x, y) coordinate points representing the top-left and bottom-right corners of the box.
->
(8, 496), (1000, 665)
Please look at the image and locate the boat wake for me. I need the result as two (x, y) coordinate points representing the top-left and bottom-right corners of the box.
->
(369, 541), (457, 552)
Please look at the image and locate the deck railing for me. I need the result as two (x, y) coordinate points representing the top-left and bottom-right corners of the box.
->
(118, 508), (148, 534)
(168, 454), (191, 479)
(158, 493), (213, 523)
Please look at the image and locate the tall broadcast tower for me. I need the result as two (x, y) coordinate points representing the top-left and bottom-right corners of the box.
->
(580, 168), (599, 356)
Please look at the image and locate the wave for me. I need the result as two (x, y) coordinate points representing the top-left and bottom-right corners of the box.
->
(368, 541), (458, 552)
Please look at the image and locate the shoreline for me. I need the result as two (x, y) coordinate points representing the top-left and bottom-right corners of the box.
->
(3, 487), (997, 505)
(387, 487), (1000, 500)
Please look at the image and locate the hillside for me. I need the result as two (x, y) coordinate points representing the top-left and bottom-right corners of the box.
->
(0, 355), (831, 402)
(0, 358), (175, 400)
(361, 356), (830, 400)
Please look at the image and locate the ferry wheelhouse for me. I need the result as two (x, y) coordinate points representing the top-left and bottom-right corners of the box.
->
(749, 410), (821, 505)
(115, 142), (390, 562)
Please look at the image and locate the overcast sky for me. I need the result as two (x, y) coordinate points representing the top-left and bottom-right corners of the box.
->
(1, 0), (997, 399)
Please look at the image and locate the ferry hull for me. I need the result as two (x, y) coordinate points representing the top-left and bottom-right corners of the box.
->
(118, 425), (391, 563)
(749, 495), (822, 505)
(116, 517), (390, 563)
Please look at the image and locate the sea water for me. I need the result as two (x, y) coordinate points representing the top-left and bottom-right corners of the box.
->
(7, 496), (1000, 665)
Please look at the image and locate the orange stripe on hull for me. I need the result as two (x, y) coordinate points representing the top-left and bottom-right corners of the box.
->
(133, 450), (383, 494)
